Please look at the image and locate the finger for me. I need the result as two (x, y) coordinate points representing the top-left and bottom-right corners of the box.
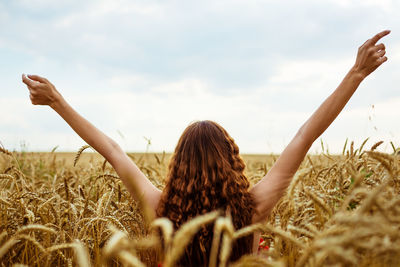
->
(377, 56), (388, 66)
(27, 74), (49, 84)
(376, 49), (386, 57)
(370, 30), (391, 45)
(22, 74), (36, 87)
(374, 43), (385, 51)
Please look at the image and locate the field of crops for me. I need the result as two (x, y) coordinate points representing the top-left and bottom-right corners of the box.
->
(1, 141), (400, 267)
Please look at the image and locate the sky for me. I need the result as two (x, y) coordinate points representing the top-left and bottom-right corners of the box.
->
(0, 0), (400, 154)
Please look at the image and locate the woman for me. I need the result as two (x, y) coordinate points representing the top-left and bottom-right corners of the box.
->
(22, 30), (390, 265)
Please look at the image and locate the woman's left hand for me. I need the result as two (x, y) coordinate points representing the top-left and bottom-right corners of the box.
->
(352, 30), (390, 79)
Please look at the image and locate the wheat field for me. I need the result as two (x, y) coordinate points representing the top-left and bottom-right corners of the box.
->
(1, 140), (400, 267)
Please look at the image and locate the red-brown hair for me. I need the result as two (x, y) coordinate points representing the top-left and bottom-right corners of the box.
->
(156, 120), (254, 266)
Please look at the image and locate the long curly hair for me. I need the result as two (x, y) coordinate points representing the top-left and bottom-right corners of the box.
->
(156, 120), (255, 266)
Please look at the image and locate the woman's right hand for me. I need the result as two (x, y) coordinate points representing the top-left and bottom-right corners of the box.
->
(22, 74), (62, 107)
(352, 30), (390, 79)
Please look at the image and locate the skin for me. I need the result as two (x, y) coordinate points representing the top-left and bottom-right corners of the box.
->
(22, 30), (390, 252)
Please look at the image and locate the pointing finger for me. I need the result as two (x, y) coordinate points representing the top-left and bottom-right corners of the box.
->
(370, 30), (390, 45)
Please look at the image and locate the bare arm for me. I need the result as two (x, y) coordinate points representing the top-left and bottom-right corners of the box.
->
(21, 75), (161, 213)
(251, 30), (390, 223)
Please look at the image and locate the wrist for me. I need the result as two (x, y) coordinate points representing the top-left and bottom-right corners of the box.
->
(49, 94), (65, 110)
(348, 66), (365, 83)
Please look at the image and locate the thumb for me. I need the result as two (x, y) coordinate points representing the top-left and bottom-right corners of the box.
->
(27, 74), (49, 84)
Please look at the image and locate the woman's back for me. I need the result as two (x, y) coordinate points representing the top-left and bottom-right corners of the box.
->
(156, 120), (255, 266)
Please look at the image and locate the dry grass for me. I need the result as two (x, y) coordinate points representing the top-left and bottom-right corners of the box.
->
(0, 140), (400, 266)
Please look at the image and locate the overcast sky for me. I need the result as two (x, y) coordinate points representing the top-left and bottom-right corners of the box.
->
(1, 0), (399, 154)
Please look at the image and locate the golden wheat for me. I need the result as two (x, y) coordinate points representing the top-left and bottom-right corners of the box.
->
(0, 141), (400, 266)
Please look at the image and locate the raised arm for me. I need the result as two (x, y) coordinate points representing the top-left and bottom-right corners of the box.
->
(251, 30), (390, 223)
(21, 75), (161, 213)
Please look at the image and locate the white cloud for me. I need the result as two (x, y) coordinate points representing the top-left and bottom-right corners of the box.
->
(328, 0), (399, 13)
(54, 0), (165, 29)
(0, 98), (31, 129)
(390, 42), (400, 62)
(267, 57), (353, 94)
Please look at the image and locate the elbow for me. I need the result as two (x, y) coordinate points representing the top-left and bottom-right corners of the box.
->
(106, 138), (124, 164)
(109, 138), (122, 152)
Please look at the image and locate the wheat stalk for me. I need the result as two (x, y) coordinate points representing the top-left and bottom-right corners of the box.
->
(74, 145), (91, 167)
(73, 240), (91, 267)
